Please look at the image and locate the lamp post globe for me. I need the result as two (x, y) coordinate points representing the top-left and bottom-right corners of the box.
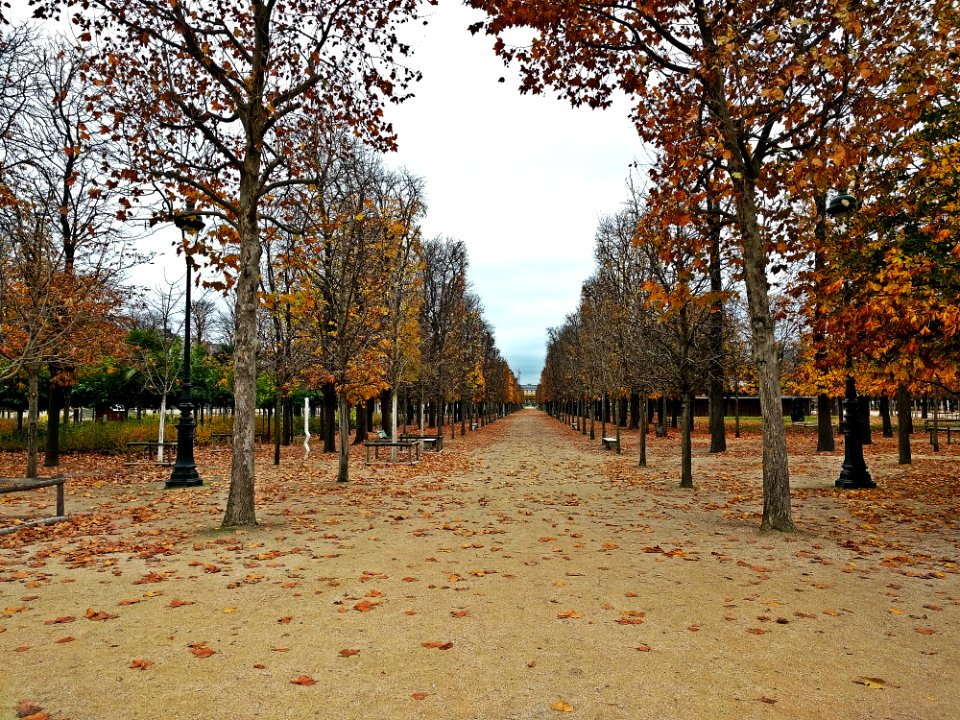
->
(167, 204), (204, 488)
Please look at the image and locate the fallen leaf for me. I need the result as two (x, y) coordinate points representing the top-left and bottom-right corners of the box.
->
(278, 616), (292, 624)
(188, 642), (215, 658)
(253, 663), (266, 669)
(557, 609), (584, 619)
(410, 692), (428, 700)
(915, 627), (935, 635)
(129, 658), (154, 670)
(55, 636), (74, 644)
(169, 599), (194, 608)
(551, 699), (575, 712)
(854, 677), (886, 689)
(746, 628), (768, 635)
(353, 600), (378, 612)
(43, 616), (75, 625)
(421, 641), (454, 650)
(222, 607), (237, 614)
(450, 610), (470, 618)
(339, 648), (360, 657)
(119, 598), (141, 606)
(291, 675), (316, 686)
(85, 608), (117, 621)
(16, 701), (42, 718)
(635, 645), (651, 652)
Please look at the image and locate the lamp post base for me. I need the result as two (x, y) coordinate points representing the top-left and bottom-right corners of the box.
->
(166, 465), (202, 488)
(835, 376), (877, 490)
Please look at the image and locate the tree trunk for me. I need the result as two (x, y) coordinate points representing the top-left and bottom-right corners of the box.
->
(629, 392), (639, 430)
(337, 393), (350, 482)
(613, 394), (622, 455)
(896, 383), (912, 465)
(45, 380), (64, 467)
(157, 396), (167, 464)
(322, 382), (337, 452)
(273, 391), (281, 465)
(26, 365), (40, 478)
(879, 394), (893, 438)
(816, 393), (835, 452)
(380, 389), (393, 436)
(707, 223), (727, 453)
(860, 395), (872, 445)
(353, 399), (368, 445)
(679, 391), (693, 488)
(223, 205), (262, 528)
(638, 391), (647, 468)
(735, 180), (794, 531)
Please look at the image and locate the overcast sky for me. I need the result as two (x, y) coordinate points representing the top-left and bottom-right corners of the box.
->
(385, 4), (643, 384)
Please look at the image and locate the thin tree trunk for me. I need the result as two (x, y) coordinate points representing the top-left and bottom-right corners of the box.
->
(322, 382), (336, 453)
(896, 383), (912, 465)
(157, 397), (167, 464)
(879, 394), (893, 438)
(679, 390), (693, 488)
(45, 380), (64, 467)
(273, 391), (281, 465)
(707, 220), (727, 453)
(816, 393), (835, 451)
(337, 393), (350, 482)
(638, 391), (647, 468)
(26, 365), (40, 478)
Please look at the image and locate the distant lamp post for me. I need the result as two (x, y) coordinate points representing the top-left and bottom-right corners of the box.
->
(828, 191), (876, 490)
(167, 203), (204, 488)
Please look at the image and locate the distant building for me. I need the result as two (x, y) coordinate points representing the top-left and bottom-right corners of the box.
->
(520, 384), (539, 406)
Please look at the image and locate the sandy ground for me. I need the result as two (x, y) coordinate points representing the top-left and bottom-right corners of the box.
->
(0, 409), (957, 720)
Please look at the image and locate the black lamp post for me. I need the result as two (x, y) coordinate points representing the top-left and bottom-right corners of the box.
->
(828, 192), (876, 490)
(166, 204), (204, 488)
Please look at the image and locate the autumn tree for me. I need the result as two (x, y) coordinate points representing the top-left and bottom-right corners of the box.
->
(468, 0), (945, 530)
(35, 0), (430, 525)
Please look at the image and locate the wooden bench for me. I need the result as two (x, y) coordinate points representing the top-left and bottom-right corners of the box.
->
(399, 434), (443, 452)
(928, 426), (960, 444)
(125, 441), (178, 465)
(363, 439), (421, 465)
(793, 422), (818, 432)
(601, 436), (619, 450)
(0, 475), (67, 535)
(209, 433), (232, 450)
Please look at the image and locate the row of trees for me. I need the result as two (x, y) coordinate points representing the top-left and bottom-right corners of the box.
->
(1, 8), (519, 528)
(473, 1), (960, 531)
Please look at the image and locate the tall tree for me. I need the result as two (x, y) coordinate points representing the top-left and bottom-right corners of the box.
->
(38, 0), (428, 525)
(468, 0), (943, 530)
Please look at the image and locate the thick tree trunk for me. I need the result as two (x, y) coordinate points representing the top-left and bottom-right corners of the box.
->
(27, 365), (40, 478)
(896, 383), (912, 465)
(629, 392), (639, 430)
(380, 389), (393, 436)
(679, 391), (693, 488)
(337, 393), (350, 482)
(223, 208), (262, 528)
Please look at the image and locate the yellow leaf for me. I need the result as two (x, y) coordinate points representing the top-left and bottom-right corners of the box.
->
(854, 677), (886, 689)
(552, 699), (575, 712)
(223, 607), (237, 614)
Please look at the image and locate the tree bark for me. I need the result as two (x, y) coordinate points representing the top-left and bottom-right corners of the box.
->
(44, 381), (64, 467)
(879, 394), (893, 438)
(322, 382), (337, 452)
(679, 390), (693, 488)
(273, 392), (281, 465)
(896, 383), (912, 465)
(337, 393), (350, 482)
(26, 365), (40, 478)
(638, 391), (647, 468)
(816, 393), (835, 451)
(353, 399), (368, 445)
(223, 208), (261, 527)
(734, 180), (794, 531)
(707, 222), (727, 453)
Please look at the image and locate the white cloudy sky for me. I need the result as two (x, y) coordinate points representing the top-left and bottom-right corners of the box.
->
(384, 3), (643, 383)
